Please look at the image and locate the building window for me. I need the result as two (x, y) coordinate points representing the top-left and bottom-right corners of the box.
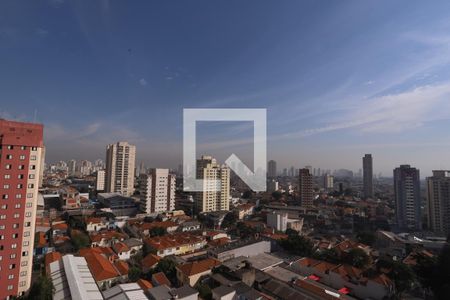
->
(18, 165), (25, 170)
(25, 203), (32, 208)
(0, 235), (4, 240)
(27, 184), (34, 189)
(20, 146), (26, 150)
(23, 232), (29, 237)
(9, 263), (15, 269)
(0, 225), (5, 230)
(7, 285), (13, 290)
(10, 254), (16, 259)
(0, 215), (6, 220)
(13, 224), (19, 229)
(12, 233), (18, 238)
(17, 174), (24, 179)
(15, 204), (20, 209)
(25, 212), (31, 217)
(22, 241), (29, 246)
(27, 193), (33, 198)
(2, 195), (8, 200)
(19, 281), (26, 287)
(7, 145), (13, 150)
(6, 155), (12, 160)
(5, 165), (11, 170)
(4, 175), (10, 179)
(17, 184), (23, 189)
(20, 271), (26, 277)
(13, 213), (19, 218)
(11, 244), (17, 249)
(31, 146), (37, 151)
(1, 205), (6, 209)
(19, 155), (25, 160)
(21, 261), (27, 266)
(28, 174), (34, 179)
(29, 165), (36, 170)
(3, 184), (9, 189)
(8, 274), (14, 280)
(30, 155), (36, 161)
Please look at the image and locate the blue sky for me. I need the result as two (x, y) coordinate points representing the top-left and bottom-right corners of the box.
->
(2, 1), (450, 176)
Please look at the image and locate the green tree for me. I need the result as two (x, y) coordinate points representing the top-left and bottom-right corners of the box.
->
(313, 248), (340, 264)
(279, 235), (314, 256)
(128, 266), (142, 282)
(285, 228), (299, 236)
(155, 258), (177, 282)
(27, 275), (54, 300)
(236, 222), (257, 239)
(71, 231), (90, 251)
(389, 261), (416, 299)
(149, 227), (167, 237)
(221, 212), (237, 229)
(242, 190), (252, 199)
(344, 248), (370, 269)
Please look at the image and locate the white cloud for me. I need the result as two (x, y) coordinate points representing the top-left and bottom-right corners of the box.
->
(278, 82), (450, 139)
(139, 78), (147, 86)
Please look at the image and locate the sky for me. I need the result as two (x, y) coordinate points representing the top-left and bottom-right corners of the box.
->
(2, 1), (450, 176)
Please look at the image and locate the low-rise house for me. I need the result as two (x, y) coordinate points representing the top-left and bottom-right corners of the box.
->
(212, 285), (236, 300)
(123, 238), (144, 255)
(132, 221), (179, 237)
(80, 247), (119, 262)
(147, 284), (198, 300)
(112, 242), (131, 260)
(292, 257), (394, 300)
(152, 272), (172, 287)
(86, 217), (108, 233)
(176, 257), (221, 286)
(142, 253), (161, 273)
(235, 203), (255, 220)
(45, 251), (62, 275)
(90, 230), (126, 247)
(208, 239), (271, 262)
(81, 250), (121, 290)
(179, 220), (201, 232)
(144, 233), (207, 257)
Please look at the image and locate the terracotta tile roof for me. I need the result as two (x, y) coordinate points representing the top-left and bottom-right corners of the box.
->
(138, 221), (179, 231)
(113, 242), (130, 254)
(52, 223), (68, 230)
(114, 260), (129, 276)
(298, 257), (320, 268)
(45, 251), (62, 269)
(144, 233), (206, 251)
(177, 258), (221, 277)
(371, 273), (393, 287)
(208, 237), (230, 247)
(334, 240), (368, 254)
(142, 253), (161, 269)
(137, 279), (153, 290)
(90, 230), (126, 243)
(37, 232), (47, 248)
(331, 264), (363, 279)
(152, 272), (172, 287)
(82, 252), (120, 282)
(314, 261), (338, 273)
(79, 247), (118, 261)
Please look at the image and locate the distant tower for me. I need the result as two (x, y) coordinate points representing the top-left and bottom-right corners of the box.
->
(194, 155), (230, 213)
(362, 154), (373, 199)
(427, 171), (450, 235)
(267, 160), (277, 178)
(323, 174), (334, 191)
(105, 141), (136, 196)
(299, 168), (313, 207)
(394, 165), (421, 231)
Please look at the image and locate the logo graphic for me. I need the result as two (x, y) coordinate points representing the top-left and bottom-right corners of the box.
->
(183, 108), (267, 192)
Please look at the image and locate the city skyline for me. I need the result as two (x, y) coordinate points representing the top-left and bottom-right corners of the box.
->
(3, 1), (450, 176)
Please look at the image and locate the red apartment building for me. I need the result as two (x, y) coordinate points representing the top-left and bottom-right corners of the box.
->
(0, 119), (44, 299)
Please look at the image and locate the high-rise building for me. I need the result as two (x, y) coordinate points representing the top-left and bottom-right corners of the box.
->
(95, 170), (105, 192)
(267, 179), (279, 193)
(363, 154), (373, 199)
(139, 168), (176, 214)
(299, 168), (313, 207)
(194, 155), (230, 213)
(105, 141), (136, 196)
(394, 165), (421, 231)
(323, 173), (334, 190)
(427, 170), (450, 235)
(268, 160), (277, 178)
(68, 159), (77, 176)
(0, 119), (44, 298)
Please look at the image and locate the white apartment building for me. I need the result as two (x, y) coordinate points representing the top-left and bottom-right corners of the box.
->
(195, 155), (230, 213)
(105, 142), (136, 197)
(96, 170), (105, 191)
(139, 168), (176, 213)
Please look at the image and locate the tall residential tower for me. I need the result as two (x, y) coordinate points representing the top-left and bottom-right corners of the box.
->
(299, 168), (313, 207)
(363, 154), (374, 199)
(394, 165), (421, 231)
(139, 168), (176, 214)
(105, 142), (136, 197)
(194, 155), (230, 213)
(427, 170), (450, 235)
(0, 120), (44, 298)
